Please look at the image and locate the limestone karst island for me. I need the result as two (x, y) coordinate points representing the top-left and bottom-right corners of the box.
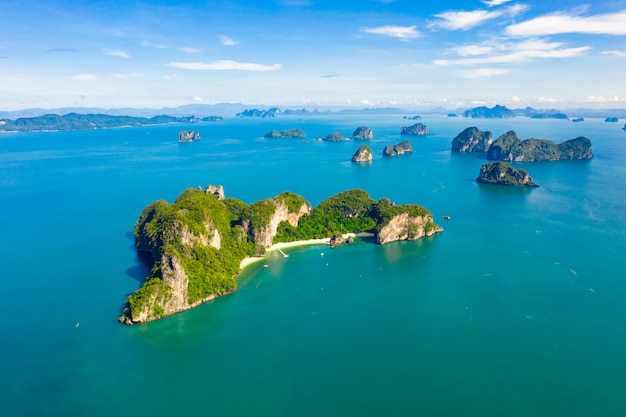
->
(121, 187), (442, 324)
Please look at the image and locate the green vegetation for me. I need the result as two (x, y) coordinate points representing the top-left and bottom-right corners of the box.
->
(322, 131), (346, 142)
(487, 130), (593, 161)
(124, 187), (438, 323)
(476, 161), (539, 187)
(264, 128), (306, 138)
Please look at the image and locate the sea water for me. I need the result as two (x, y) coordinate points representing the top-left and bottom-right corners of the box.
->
(1, 115), (625, 416)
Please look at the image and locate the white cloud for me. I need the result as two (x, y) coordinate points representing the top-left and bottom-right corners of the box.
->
(103, 49), (130, 58)
(168, 60), (282, 71)
(537, 96), (562, 104)
(482, 0), (511, 6)
(180, 47), (202, 53)
(360, 25), (420, 40)
(602, 50), (626, 57)
(220, 35), (238, 46)
(506, 11), (626, 36)
(584, 95), (621, 103)
(360, 99), (373, 105)
(461, 68), (507, 79)
(449, 45), (494, 56)
(434, 39), (590, 66)
(193, 96), (203, 102)
(71, 74), (98, 81)
(430, 5), (526, 30)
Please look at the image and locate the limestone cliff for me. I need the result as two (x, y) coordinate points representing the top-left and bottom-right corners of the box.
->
(352, 144), (373, 162)
(400, 123), (428, 136)
(243, 197), (312, 248)
(451, 127), (492, 152)
(383, 140), (412, 157)
(476, 161), (539, 187)
(352, 126), (373, 140)
(487, 131), (593, 161)
(376, 212), (442, 244)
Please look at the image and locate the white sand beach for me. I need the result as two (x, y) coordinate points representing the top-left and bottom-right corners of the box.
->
(239, 233), (374, 270)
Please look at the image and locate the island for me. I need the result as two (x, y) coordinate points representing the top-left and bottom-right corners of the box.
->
(400, 123), (428, 136)
(201, 116), (223, 122)
(572, 117), (584, 123)
(530, 113), (569, 119)
(352, 144), (373, 162)
(236, 108), (281, 118)
(264, 128), (306, 138)
(451, 127), (492, 153)
(352, 126), (373, 140)
(383, 140), (412, 157)
(476, 161), (539, 187)
(178, 130), (200, 142)
(463, 105), (514, 118)
(403, 115), (421, 120)
(486, 131), (593, 161)
(120, 187), (442, 324)
(321, 131), (346, 142)
(0, 112), (196, 132)
(605, 117), (619, 123)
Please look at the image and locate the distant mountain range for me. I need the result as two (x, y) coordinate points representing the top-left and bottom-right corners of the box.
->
(2, 103), (626, 132)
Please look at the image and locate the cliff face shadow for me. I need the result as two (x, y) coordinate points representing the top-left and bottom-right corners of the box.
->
(124, 250), (153, 284)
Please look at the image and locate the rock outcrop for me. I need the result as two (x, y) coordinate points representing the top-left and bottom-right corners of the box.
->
(264, 128), (306, 138)
(243, 199), (311, 248)
(476, 161), (539, 187)
(178, 130), (201, 142)
(352, 144), (373, 162)
(486, 131), (593, 161)
(352, 126), (373, 140)
(383, 140), (412, 157)
(322, 131), (346, 142)
(400, 123), (428, 136)
(204, 184), (225, 200)
(451, 127), (493, 152)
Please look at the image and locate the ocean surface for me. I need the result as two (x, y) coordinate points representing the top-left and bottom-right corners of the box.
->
(1, 114), (625, 416)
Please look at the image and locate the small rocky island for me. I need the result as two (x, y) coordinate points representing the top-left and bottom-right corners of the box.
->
(121, 187), (442, 324)
(352, 144), (373, 162)
(451, 127), (492, 153)
(486, 131), (593, 161)
(605, 117), (619, 123)
(321, 131), (346, 142)
(400, 123), (428, 136)
(476, 162), (539, 187)
(352, 126), (373, 140)
(383, 140), (412, 157)
(264, 128), (306, 138)
(178, 130), (201, 142)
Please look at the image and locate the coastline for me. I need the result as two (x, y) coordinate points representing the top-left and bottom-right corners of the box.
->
(239, 233), (374, 270)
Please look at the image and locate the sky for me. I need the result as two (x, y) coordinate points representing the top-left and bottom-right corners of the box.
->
(1, 0), (626, 110)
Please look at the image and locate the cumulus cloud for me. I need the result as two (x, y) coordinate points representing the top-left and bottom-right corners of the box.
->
(449, 45), (494, 56)
(602, 50), (626, 57)
(103, 49), (130, 58)
(461, 68), (507, 79)
(430, 4), (526, 30)
(482, 0), (511, 6)
(71, 74), (98, 81)
(360, 25), (420, 39)
(220, 35), (238, 46)
(434, 39), (590, 66)
(506, 11), (626, 36)
(168, 60), (282, 71)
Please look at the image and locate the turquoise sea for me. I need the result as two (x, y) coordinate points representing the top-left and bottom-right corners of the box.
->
(1, 115), (625, 416)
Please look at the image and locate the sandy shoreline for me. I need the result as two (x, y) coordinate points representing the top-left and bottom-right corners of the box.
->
(239, 233), (374, 270)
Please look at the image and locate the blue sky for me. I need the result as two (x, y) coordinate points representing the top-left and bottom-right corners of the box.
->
(1, 0), (626, 110)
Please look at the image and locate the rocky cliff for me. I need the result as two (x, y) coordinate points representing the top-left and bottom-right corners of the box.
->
(352, 126), (373, 140)
(451, 127), (492, 152)
(476, 161), (539, 187)
(243, 197), (312, 247)
(486, 131), (593, 161)
(383, 140), (412, 157)
(373, 199), (442, 244)
(352, 144), (373, 162)
(400, 123), (428, 136)
(178, 130), (201, 142)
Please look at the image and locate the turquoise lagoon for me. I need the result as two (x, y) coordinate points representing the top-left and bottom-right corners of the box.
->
(1, 115), (625, 416)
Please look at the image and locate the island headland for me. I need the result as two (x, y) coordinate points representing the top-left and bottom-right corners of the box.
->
(121, 187), (442, 324)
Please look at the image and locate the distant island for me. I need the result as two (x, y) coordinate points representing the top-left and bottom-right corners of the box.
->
(178, 130), (201, 142)
(383, 140), (413, 157)
(477, 162), (539, 187)
(451, 127), (492, 153)
(264, 128), (306, 138)
(236, 108), (281, 118)
(0, 113), (197, 132)
(400, 123), (428, 135)
(352, 126), (373, 140)
(121, 187), (442, 324)
(572, 117), (584, 123)
(487, 131), (593, 161)
(321, 131), (346, 142)
(530, 113), (569, 120)
(605, 117), (619, 123)
(463, 105), (515, 118)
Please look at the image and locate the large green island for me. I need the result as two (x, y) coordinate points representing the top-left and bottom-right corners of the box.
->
(121, 187), (442, 324)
